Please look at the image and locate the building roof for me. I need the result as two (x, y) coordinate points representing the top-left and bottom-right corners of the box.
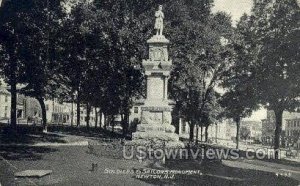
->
(283, 111), (300, 119)
(286, 117), (300, 121)
(133, 98), (145, 105)
(0, 86), (10, 95)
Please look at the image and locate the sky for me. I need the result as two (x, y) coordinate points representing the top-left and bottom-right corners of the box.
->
(212, 0), (253, 26)
(212, 0), (267, 121)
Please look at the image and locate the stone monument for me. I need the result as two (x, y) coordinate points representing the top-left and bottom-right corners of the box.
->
(131, 5), (184, 149)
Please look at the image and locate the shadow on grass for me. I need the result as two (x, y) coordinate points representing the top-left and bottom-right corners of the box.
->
(0, 124), (130, 145)
(135, 159), (299, 186)
(0, 145), (58, 161)
(48, 125), (129, 140)
(0, 125), (67, 144)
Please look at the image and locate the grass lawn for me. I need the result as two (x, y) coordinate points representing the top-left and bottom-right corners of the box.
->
(0, 144), (299, 186)
(0, 126), (299, 185)
(0, 124), (126, 145)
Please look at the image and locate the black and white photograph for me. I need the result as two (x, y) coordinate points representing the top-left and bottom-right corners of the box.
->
(0, 0), (299, 185)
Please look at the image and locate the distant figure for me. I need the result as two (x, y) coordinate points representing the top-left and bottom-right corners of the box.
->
(154, 5), (164, 35)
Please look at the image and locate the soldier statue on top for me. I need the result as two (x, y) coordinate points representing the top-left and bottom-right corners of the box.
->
(154, 5), (164, 36)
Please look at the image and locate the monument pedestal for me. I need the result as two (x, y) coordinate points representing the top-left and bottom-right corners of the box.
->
(129, 34), (184, 150)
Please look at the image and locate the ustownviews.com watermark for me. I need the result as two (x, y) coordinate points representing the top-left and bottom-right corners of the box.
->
(123, 146), (282, 161)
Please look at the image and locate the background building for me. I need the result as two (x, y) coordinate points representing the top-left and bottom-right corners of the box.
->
(0, 82), (99, 126)
(285, 118), (300, 149)
(262, 110), (300, 146)
(0, 86), (10, 121)
(241, 121), (262, 142)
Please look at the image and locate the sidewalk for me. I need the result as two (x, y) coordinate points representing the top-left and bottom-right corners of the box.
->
(223, 158), (300, 181)
(285, 157), (300, 163)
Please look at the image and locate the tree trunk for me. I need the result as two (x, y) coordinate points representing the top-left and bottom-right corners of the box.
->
(71, 101), (74, 127)
(9, 47), (17, 130)
(205, 126), (209, 142)
(94, 107), (98, 128)
(274, 109), (283, 159)
(215, 124), (218, 143)
(122, 113), (129, 137)
(172, 105), (180, 134)
(10, 79), (17, 130)
(235, 117), (241, 149)
(200, 125), (203, 141)
(121, 114), (124, 134)
(196, 125), (199, 144)
(76, 90), (80, 127)
(37, 97), (47, 132)
(99, 109), (102, 128)
(125, 112), (129, 135)
(103, 113), (107, 130)
(189, 121), (195, 142)
(111, 116), (115, 134)
(86, 103), (91, 129)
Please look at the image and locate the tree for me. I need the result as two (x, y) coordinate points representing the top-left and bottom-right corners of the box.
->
(201, 91), (222, 143)
(220, 89), (258, 149)
(220, 14), (259, 149)
(17, 0), (66, 132)
(60, 0), (158, 132)
(169, 5), (234, 142)
(248, 0), (300, 159)
(0, 0), (28, 130)
(60, 0), (98, 127)
(0, 0), (68, 132)
(90, 0), (163, 135)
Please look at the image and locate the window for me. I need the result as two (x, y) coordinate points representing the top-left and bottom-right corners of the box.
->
(4, 106), (8, 117)
(134, 107), (138, 114)
(17, 110), (22, 118)
(182, 122), (186, 133)
(46, 104), (49, 111)
(5, 95), (8, 102)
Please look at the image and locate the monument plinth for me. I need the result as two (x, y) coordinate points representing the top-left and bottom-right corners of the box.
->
(130, 6), (184, 149)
